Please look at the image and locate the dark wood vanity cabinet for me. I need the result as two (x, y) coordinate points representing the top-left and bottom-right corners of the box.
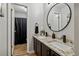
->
(41, 43), (51, 56)
(33, 37), (37, 55)
(33, 37), (60, 56)
(33, 37), (42, 56)
(36, 39), (42, 56)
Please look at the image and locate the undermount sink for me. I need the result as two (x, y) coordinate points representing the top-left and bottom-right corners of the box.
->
(50, 42), (72, 50)
(45, 37), (61, 43)
(40, 37), (56, 43)
(36, 36), (74, 53)
(37, 36), (59, 43)
(49, 42), (74, 55)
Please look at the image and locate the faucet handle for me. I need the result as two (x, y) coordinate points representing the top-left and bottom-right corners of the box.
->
(62, 35), (66, 43)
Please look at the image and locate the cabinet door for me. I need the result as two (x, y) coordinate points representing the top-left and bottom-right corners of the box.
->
(36, 40), (42, 56)
(41, 43), (51, 56)
(33, 37), (37, 55)
(33, 37), (60, 56)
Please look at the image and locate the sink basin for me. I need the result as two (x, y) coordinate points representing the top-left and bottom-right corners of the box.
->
(45, 38), (61, 43)
(50, 42), (72, 50)
(38, 36), (59, 43)
(49, 42), (74, 55)
(41, 37), (56, 43)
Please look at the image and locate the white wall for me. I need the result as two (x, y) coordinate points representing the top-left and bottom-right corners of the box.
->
(26, 3), (44, 52)
(12, 4), (27, 18)
(15, 12), (27, 18)
(74, 3), (79, 56)
(0, 4), (8, 56)
(43, 3), (74, 43)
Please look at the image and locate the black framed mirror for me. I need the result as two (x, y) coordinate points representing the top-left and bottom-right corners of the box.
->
(47, 3), (72, 32)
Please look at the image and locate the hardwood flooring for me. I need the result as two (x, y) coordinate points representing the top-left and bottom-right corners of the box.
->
(13, 43), (36, 56)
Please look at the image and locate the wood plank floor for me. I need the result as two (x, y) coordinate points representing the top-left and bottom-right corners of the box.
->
(13, 43), (36, 56)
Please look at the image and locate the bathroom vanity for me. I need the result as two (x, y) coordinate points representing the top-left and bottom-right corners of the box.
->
(33, 35), (74, 56)
(33, 3), (74, 56)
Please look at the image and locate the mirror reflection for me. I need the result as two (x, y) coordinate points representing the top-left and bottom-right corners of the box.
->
(47, 3), (71, 32)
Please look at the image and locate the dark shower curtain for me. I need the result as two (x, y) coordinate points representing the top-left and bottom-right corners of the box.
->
(15, 18), (27, 45)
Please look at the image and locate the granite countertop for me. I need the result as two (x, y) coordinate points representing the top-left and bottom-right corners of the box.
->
(33, 35), (75, 56)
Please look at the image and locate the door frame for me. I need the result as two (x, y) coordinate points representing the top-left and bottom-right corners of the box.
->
(7, 3), (28, 56)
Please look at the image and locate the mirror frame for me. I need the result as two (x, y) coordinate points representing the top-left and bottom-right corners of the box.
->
(46, 3), (72, 32)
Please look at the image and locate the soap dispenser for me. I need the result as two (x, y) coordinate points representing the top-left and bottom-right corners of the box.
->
(62, 35), (66, 43)
(45, 32), (48, 37)
(35, 23), (39, 34)
(52, 32), (56, 39)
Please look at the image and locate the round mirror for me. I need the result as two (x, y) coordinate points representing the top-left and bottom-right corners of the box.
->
(47, 3), (72, 32)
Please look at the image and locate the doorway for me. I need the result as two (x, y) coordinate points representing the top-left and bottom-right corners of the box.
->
(11, 4), (28, 56)
(15, 18), (27, 45)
